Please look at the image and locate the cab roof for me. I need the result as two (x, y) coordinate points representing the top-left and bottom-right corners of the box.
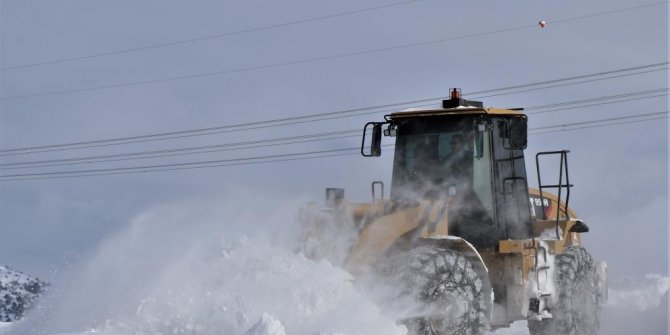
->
(388, 107), (526, 120)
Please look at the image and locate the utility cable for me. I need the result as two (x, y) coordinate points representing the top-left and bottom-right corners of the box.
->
(0, 106), (402, 157)
(0, 146), (366, 179)
(2, 112), (666, 181)
(529, 111), (669, 131)
(0, 151), (366, 182)
(470, 68), (668, 101)
(468, 66), (668, 99)
(0, 24), (534, 100)
(2, 2), (666, 101)
(527, 93), (668, 115)
(2, 109), (665, 181)
(3, 88), (667, 169)
(531, 116), (668, 135)
(0, 66), (664, 159)
(548, 1), (666, 24)
(1, 62), (666, 156)
(5, 1), (662, 72)
(526, 88), (668, 111)
(1, 0), (422, 71)
(0, 131), (361, 169)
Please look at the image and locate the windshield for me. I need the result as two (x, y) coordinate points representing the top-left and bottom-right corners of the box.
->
(391, 116), (476, 199)
(390, 115), (499, 247)
(393, 131), (474, 195)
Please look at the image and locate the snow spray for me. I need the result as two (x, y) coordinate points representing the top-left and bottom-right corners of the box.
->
(8, 191), (405, 335)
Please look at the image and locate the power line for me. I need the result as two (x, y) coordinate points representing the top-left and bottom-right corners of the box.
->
(2, 1), (663, 74)
(525, 89), (668, 115)
(528, 93), (668, 115)
(0, 146), (364, 179)
(530, 116), (668, 135)
(549, 1), (667, 24)
(529, 111), (669, 131)
(0, 106), (403, 157)
(2, 112), (666, 181)
(0, 0), (422, 71)
(0, 151), (364, 182)
(470, 68), (668, 101)
(3, 111), (665, 182)
(2, 2), (666, 101)
(5, 1), (663, 73)
(0, 65), (664, 159)
(0, 130), (360, 169)
(468, 66), (668, 99)
(3, 88), (667, 169)
(526, 88), (668, 111)
(0, 134), (358, 170)
(1, 62), (666, 157)
(0, 26), (533, 100)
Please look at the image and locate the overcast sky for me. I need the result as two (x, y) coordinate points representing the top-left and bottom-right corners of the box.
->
(0, 0), (668, 322)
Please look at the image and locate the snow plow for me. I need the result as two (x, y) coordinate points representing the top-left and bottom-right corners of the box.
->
(299, 89), (607, 335)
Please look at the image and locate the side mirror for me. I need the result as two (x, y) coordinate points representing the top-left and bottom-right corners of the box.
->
(509, 117), (527, 149)
(362, 122), (384, 157)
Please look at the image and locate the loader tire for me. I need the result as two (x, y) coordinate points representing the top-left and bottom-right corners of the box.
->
(379, 245), (491, 335)
(528, 246), (600, 335)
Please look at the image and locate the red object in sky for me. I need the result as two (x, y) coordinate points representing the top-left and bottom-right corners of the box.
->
(539, 20), (547, 28)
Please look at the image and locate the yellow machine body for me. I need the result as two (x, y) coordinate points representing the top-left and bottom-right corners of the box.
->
(299, 95), (606, 331)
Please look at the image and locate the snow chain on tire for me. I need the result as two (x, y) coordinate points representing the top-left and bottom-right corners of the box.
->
(379, 245), (491, 335)
(528, 246), (600, 335)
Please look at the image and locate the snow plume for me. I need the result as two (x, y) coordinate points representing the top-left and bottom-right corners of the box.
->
(9, 191), (405, 335)
(597, 273), (669, 335)
(606, 273), (670, 311)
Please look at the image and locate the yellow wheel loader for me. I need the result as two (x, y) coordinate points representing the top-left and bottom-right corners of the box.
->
(299, 89), (607, 335)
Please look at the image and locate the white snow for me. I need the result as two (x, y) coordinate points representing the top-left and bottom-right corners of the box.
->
(0, 266), (30, 287)
(0, 322), (13, 331)
(606, 273), (670, 311)
(6, 194), (405, 335)
(486, 321), (529, 335)
(0, 266), (47, 322)
(537, 226), (562, 240)
(5, 193), (667, 335)
(244, 313), (286, 335)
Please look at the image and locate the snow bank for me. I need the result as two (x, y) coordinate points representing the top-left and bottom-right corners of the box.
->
(8, 193), (405, 335)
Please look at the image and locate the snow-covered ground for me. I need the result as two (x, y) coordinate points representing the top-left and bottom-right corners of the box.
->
(2, 195), (668, 335)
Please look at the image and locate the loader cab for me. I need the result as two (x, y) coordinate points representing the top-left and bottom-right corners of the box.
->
(362, 93), (533, 247)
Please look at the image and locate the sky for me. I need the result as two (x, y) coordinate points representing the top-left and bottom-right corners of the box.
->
(0, 0), (668, 332)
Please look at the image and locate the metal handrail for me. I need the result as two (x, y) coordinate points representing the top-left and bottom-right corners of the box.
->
(535, 150), (572, 240)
